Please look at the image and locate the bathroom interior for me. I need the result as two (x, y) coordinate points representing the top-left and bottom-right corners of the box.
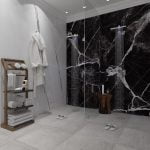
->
(0, 0), (150, 150)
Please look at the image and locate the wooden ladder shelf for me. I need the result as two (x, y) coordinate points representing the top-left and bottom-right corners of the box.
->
(1, 58), (34, 131)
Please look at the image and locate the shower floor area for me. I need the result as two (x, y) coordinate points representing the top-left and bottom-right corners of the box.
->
(0, 105), (149, 150)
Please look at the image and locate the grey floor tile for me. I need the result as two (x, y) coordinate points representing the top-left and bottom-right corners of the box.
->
(118, 128), (150, 150)
(0, 141), (37, 150)
(113, 144), (137, 150)
(55, 134), (114, 150)
(0, 106), (149, 150)
(17, 127), (72, 150)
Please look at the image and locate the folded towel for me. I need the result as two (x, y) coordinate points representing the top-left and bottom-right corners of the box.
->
(8, 100), (24, 108)
(8, 117), (33, 127)
(8, 111), (33, 126)
(8, 101), (18, 108)
(14, 87), (23, 91)
(17, 101), (24, 107)
(8, 110), (32, 119)
(8, 114), (33, 123)
(25, 99), (33, 106)
(8, 73), (16, 89)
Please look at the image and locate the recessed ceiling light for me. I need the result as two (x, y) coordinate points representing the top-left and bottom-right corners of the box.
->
(65, 11), (69, 14)
(106, 0), (110, 1)
(83, 6), (87, 9)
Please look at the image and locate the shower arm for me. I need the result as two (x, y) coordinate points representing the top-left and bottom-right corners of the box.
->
(110, 25), (126, 31)
(67, 34), (79, 38)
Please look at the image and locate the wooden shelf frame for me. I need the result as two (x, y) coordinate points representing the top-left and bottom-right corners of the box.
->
(7, 89), (33, 93)
(1, 58), (34, 131)
(1, 120), (34, 131)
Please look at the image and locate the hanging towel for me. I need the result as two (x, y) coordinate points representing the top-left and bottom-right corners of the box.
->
(8, 73), (16, 89)
(29, 32), (48, 93)
(30, 32), (48, 68)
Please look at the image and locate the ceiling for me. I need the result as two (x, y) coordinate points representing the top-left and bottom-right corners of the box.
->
(44, 0), (126, 15)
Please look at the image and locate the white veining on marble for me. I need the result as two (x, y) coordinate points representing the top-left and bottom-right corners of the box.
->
(67, 8), (150, 112)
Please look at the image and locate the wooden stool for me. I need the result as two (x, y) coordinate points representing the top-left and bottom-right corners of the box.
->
(99, 94), (112, 114)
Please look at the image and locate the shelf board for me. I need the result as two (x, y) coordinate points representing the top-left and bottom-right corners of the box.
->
(6, 89), (33, 93)
(1, 120), (34, 131)
(7, 68), (27, 71)
(8, 105), (34, 111)
(16, 74), (27, 76)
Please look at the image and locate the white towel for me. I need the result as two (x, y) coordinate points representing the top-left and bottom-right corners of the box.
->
(17, 101), (24, 107)
(8, 73), (16, 89)
(8, 111), (33, 126)
(29, 32), (48, 96)
(8, 110), (32, 119)
(8, 100), (24, 108)
(8, 117), (33, 127)
(30, 32), (48, 68)
(8, 101), (18, 108)
(25, 99), (33, 106)
(8, 115), (33, 123)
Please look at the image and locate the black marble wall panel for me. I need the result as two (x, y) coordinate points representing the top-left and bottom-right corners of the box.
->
(67, 3), (150, 115)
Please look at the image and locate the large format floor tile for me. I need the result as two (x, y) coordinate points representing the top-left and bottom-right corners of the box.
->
(126, 115), (150, 133)
(17, 127), (72, 150)
(55, 134), (114, 150)
(0, 141), (37, 150)
(118, 128), (150, 150)
(76, 122), (123, 144)
(113, 144), (137, 150)
(0, 106), (149, 150)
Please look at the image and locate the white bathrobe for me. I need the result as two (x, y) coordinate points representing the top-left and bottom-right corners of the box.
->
(30, 32), (48, 91)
